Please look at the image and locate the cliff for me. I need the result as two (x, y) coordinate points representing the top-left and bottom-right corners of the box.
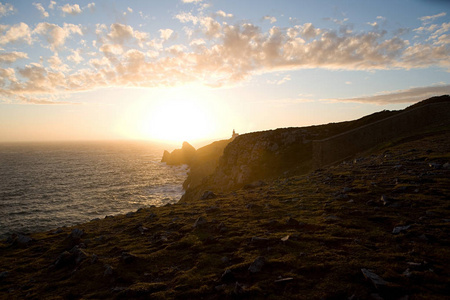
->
(181, 95), (450, 202)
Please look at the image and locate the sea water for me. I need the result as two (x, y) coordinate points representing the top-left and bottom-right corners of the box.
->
(0, 141), (187, 239)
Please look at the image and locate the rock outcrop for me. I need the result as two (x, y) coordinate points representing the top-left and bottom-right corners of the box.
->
(161, 141), (197, 165)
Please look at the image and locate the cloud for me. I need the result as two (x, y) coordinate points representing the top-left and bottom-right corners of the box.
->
(33, 22), (83, 52)
(327, 84), (450, 104)
(2, 10), (450, 104)
(419, 12), (447, 23)
(215, 10), (233, 18)
(0, 23), (32, 45)
(182, 0), (203, 3)
(263, 15), (277, 24)
(0, 51), (28, 63)
(0, 2), (14, 18)
(33, 2), (49, 18)
(268, 74), (291, 85)
(87, 3), (95, 12)
(61, 4), (82, 16)
(160, 28), (174, 40)
(48, 1), (56, 10)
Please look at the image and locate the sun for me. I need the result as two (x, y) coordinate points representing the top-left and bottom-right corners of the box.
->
(140, 88), (216, 143)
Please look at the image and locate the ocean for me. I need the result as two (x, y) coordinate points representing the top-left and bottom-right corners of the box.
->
(0, 141), (188, 239)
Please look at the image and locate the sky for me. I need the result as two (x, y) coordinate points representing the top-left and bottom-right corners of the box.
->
(0, 0), (449, 146)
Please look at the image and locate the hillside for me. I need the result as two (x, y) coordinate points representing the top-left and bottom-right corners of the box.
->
(1, 119), (449, 299)
(181, 95), (450, 202)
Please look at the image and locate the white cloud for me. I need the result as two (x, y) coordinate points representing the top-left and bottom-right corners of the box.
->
(33, 22), (83, 52)
(0, 51), (28, 63)
(0, 23), (32, 45)
(48, 1), (56, 10)
(328, 84), (450, 104)
(182, 0), (203, 3)
(67, 49), (84, 64)
(87, 3), (95, 12)
(160, 28), (174, 40)
(263, 15), (277, 24)
(0, 2), (14, 18)
(61, 4), (82, 16)
(216, 10), (233, 18)
(33, 3), (49, 18)
(419, 12), (447, 23)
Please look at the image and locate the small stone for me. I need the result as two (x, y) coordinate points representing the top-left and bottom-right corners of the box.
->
(15, 234), (32, 245)
(251, 236), (270, 244)
(104, 264), (114, 276)
(428, 163), (441, 169)
(215, 284), (227, 291)
(91, 254), (98, 264)
(343, 187), (352, 193)
(126, 212), (134, 217)
(325, 215), (340, 221)
(69, 228), (84, 239)
(138, 226), (148, 234)
(281, 235), (290, 242)
(392, 225), (411, 234)
(274, 277), (293, 283)
(380, 195), (389, 206)
(121, 252), (136, 264)
(361, 268), (389, 289)
(443, 162), (450, 169)
(0, 271), (9, 280)
(286, 217), (301, 227)
(193, 216), (207, 228)
(403, 268), (412, 277)
(54, 251), (73, 268)
(201, 191), (216, 200)
(248, 256), (265, 273)
(221, 256), (230, 264)
(220, 269), (235, 282)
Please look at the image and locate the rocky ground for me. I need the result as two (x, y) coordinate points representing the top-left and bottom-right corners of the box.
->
(1, 129), (449, 299)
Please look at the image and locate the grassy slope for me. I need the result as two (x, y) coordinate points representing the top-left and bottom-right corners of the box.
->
(1, 127), (449, 299)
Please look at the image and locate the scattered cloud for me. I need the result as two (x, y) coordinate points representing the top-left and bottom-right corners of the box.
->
(263, 15), (277, 24)
(33, 23), (83, 52)
(1, 7), (450, 104)
(48, 1), (56, 10)
(327, 84), (450, 104)
(33, 3), (49, 18)
(0, 51), (28, 63)
(268, 74), (291, 85)
(182, 0), (203, 3)
(419, 12), (446, 23)
(0, 23), (33, 45)
(159, 28), (174, 40)
(87, 3), (95, 12)
(0, 2), (14, 18)
(61, 4), (82, 16)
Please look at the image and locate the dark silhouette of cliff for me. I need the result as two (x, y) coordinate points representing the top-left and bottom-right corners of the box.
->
(180, 95), (450, 202)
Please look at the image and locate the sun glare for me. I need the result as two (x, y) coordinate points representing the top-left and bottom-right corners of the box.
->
(139, 88), (216, 143)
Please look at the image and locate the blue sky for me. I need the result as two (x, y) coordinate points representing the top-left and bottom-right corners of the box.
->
(0, 0), (449, 144)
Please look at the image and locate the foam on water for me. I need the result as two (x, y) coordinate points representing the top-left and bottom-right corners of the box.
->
(0, 141), (187, 239)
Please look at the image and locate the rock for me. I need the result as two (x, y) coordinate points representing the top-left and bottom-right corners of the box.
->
(121, 252), (137, 264)
(428, 162), (442, 169)
(281, 235), (290, 242)
(248, 256), (265, 273)
(443, 162), (450, 169)
(361, 268), (389, 289)
(138, 226), (148, 235)
(221, 256), (230, 264)
(251, 236), (270, 245)
(54, 251), (73, 268)
(193, 216), (207, 228)
(69, 228), (84, 239)
(12, 234), (33, 245)
(274, 277), (294, 283)
(392, 225), (411, 234)
(343, 187), (352, 193)
(200, 191), (216, 200)
(286, 217), (302, 227)
(380, 195), (390, 206)
(104, 264), (114, 276)
(70, 246), (88, 264)
(161, 141), (197, 165)
(0, 271), (9, 281)
(325, 215), (340, 221)
(220, 269), (235, 282)
(91, 254), (98, 264)
(243, 180), (267, 189)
